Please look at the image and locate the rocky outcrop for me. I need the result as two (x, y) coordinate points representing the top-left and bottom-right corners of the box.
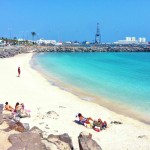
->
(8, 132), (47, 150)
(46, 111), (59, 119)
(0, 46), (30, 58)
(3, 113), (14, 120)
(5, 123), (103, 150)
(4, 121), (29, 132)
(45, 133), (74, 150)
(34, 45), (150, 53)
(110, 121), (123, 124)
(0, 104), (3, 113)
(0, 45), (150, 59)
(78, 131), (102, 150)
(8, 129), (74, 150)
(138, 135), (148, 139)
(0, 114), (3, 125)
(30, 126), (43, 138)
(0, 104), (3, 125)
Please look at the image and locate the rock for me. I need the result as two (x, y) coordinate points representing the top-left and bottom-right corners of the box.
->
(45, 125), (50, 129)
(0, 104), (4, 125)
(0, 114), (3, 125)
(39, 122), (45, 125)
(11, 121), (25, 132)
(8, 132), (47, 150)
(0, 45), (150, 59)
(59, 106), (66, 108)
(42, 139), (57, 150)
(30, 126), (43, 138)
(138, 135), (148, 139)
(46, 111), (59, 119)
(110, 121), (123, 124)
(4, 121), (26, 132)
(59, 133), (74, 149)
(22, 123), (30, 131)
(78, 132), (102, 150)
(0, 104), (3, 113)
(3, 113), (14, 120)
(79, 131), (92, 139)
(47, 133), (74, 150)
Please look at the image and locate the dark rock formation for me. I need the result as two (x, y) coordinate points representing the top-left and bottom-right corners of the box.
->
(4, 121), (26, 132)
(46, 133), (74, 150)
(0, 104), (3, 113)
(22, 123), (30, 131)
(8, 132), (47, 150)
(46, 111), (59, 119)
(0, 104), (3, 125)
(110, 121), (123, 124)
(138, 135), (148, 139)
(3, 113), (14, 120)
(30, 126), (43, 138)
(78, 132), (102, 150)
(0, 113), (3, 125)
(0, 45), (150, 59)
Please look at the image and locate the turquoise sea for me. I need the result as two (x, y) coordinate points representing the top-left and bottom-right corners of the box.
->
(31, 52), (150, 124)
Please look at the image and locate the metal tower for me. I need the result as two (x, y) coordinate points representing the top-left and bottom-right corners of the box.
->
(95, 23), (101, 44)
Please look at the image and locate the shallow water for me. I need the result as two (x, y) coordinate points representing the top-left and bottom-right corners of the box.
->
(31, 52), (150, 123)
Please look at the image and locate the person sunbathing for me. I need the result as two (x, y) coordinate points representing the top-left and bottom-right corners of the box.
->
(14, 102), (22, 112)
(15, 102), (30, 118)
(4, 102), (14, 112)
(93, 118), (107, 130)
(77, 113), (93, 125)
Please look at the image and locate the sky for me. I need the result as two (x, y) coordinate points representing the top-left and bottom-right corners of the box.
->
(0, 0), (150, 43)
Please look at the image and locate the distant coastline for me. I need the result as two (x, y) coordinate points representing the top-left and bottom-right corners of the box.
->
(0, 44), (150, 58)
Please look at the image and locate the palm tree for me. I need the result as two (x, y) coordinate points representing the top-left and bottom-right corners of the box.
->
(31, 32), (36, 41)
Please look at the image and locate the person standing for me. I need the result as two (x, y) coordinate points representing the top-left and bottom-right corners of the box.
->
(18, 66), (21, 77)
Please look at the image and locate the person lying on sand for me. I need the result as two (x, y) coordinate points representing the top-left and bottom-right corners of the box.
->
(93, 118), (107, 130)
(76, 113), (94, 126)
(4, 102), (14, 112)
(76, 113), (107, 131)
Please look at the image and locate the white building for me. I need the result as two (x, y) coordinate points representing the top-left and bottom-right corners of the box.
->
(138, 37), (146, 43)
(126, 37), (132, 41)
(131, 37), (136, 41)
(115, 37), (147, 44)
(0, 40), (6, 45)
(18, 38), (25, 41)
(37, 39), (57, 45)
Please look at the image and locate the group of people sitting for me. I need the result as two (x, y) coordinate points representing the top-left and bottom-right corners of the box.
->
(76, 113), (107, 132)
(4, 101), (30, 118)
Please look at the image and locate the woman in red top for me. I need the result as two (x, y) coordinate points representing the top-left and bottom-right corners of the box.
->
(18, 66), (21, 77)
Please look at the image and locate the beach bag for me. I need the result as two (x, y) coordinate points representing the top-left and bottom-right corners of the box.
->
(94, 126), (100, 132)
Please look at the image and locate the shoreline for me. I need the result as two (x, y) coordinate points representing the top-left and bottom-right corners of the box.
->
(0, 52), (150, 149)
(31, 53), (150, 125)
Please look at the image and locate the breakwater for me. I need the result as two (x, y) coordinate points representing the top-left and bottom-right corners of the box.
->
(0, 45), (150, 58)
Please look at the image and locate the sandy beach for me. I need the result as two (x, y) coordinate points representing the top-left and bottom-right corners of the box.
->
(0, 52), (150, 150)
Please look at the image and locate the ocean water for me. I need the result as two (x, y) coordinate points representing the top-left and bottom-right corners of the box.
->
(32, 52), (150, 122)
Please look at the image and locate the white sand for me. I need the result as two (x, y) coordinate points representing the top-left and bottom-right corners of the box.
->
(0, 53), (150, 150)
